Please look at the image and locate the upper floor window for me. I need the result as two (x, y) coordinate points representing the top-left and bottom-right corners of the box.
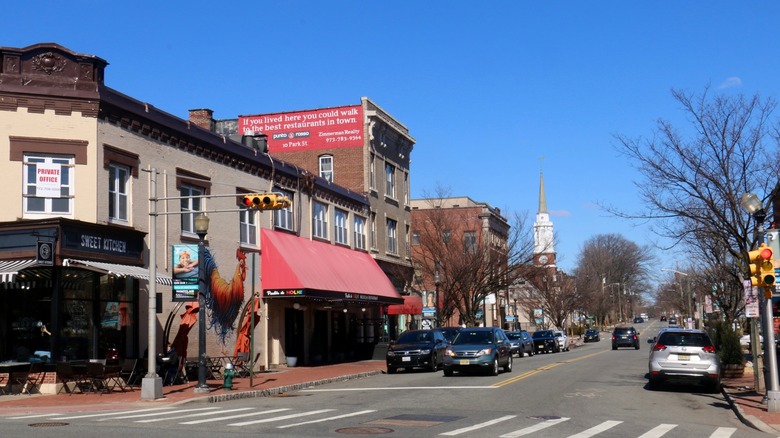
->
(108, 163), (130, 223)
(412, 230), (420, 246)
(334, 208), (348, 245)
(369, 153), (375, 190)
(274, 190), (294, 231)
(386, 218), (398, 255)
(385, 163), (395, 198)
(313, 201), (329, 240)
(404, 172), (409, 204)
(464, 231), (477, 254)
(354, 216), (366, 250)
(370, 212), (377, 250)
(24, 154), (74, 216)
(239, 208), (257, 246)
(443, 229), (451, 244)
(319, 155), (334, 183)
(180, 184), (204, 235)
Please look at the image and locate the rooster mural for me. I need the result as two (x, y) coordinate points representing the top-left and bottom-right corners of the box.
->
(170, 247), (250, 361)
(202, 247), (247, 344)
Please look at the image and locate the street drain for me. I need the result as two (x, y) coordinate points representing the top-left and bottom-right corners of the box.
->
(528, 415), (563, 421)
(29, 422), (69, 427)
(335, 427), (394, 435)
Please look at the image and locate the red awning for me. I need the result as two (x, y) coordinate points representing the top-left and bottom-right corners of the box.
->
(261, 229), (403, 304)
(386, 295), (422, 315)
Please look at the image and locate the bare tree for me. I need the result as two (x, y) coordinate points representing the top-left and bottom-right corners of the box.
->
(520, 268), (582, 332)
(410, 188), (535, 328)
(574, 234), (655, 327)
(611, 87), (780, 322)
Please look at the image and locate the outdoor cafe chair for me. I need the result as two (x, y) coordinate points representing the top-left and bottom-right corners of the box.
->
(86, 362), (125, 393)
(56, 362), (87, 394)
(119, 358), (139, 389)
(15, 362), (44, 395)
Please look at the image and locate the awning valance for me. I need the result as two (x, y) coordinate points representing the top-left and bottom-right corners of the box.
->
(261, 229), (403, 304)
(63, 259), (173, 285)
(386, 295), (422, 315)
(0, 259), (38, 282)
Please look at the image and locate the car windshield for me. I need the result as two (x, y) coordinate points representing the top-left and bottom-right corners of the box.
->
(440, 328), (460, 342)
(586, 330), (597, 334)
(658, 332), (712, 347)
(397, 331), (431, 343)
(533, 330), (553, 338)
(454, 330), (493, 344)
(614, 328), (634, 335)
(506, 333), (522, 340)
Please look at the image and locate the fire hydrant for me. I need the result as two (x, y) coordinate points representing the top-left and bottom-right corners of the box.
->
(223, 362), (235, 390)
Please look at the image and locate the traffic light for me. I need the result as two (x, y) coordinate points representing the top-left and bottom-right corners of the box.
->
(748, 243), (776, 294)
(242, 193), (291, 210)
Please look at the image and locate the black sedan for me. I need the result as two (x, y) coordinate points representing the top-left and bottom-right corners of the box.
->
(583, 329), (600, 342)
(532, 330), (559, 354)
(386, 329), (447, 373)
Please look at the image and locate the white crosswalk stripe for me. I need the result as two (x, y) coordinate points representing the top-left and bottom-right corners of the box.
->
(498, 417), (571, 437)
(709, 427), (737, 438)
(440, 415), (517, 436)
(568, 420), (623, 438)
(0, 408), (754, 436)
(637, 423), (677, 438)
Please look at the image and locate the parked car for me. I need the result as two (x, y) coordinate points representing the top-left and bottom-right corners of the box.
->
(553, 330), (570, 351)
(612, 326), (640, 350)
(583, 329), (600, 342)
(633, 317), (644, 323)
(660, 315), (667, 322)
(439, 327), (462, 344)
(505, 330), (534, 357)
(647, 328), (721, 393)
(668, 316), (677, 325)
(740, 333), (763, 350)
(532, 329), (559, 354)
(442, 327), (513, 376)
(386, 329), (447, 374)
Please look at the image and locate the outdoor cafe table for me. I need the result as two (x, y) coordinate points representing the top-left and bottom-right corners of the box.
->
(0, 362), (31, 394)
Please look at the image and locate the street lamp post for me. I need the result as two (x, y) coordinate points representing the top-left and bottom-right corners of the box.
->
(741, 192), (780, 412)
(662, 269), (692, 328)
(194, 212), (210, 394)
(434, 270), (440, 328)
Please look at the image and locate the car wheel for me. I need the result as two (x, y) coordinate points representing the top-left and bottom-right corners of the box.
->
(612, 344), (617, 350)
(709, 378), (722, 394)
(635, 344), (640, 350)
(429, 353), (438, 372)
(505, 356), (513, 373)
(530, 349), (535, 356)
(648, 376), (661, 390)
(387, 366), (397, 374)
(490, 357), (500, 376)
(443, 368), (453, 377)
(554, 344), (560, 353)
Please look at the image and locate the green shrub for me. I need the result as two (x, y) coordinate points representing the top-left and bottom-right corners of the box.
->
(716, 322), (745, 366)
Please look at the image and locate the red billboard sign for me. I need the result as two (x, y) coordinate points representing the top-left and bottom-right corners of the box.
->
(239, 105), (363, 152)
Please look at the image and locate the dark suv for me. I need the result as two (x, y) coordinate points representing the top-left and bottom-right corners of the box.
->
(386, 329), (447, 373)
(612, 326), (640, 350)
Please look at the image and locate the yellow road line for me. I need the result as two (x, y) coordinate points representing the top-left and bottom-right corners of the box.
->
(492, 350), (609, 388)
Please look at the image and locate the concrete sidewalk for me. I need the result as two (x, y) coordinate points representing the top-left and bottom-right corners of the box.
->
(0, 360), (386, 415)
(721, 365), (780, 435)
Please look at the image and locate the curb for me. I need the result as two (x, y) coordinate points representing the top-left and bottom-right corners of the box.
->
(184, 370), (383, 405)
(722, 387), (780, 435)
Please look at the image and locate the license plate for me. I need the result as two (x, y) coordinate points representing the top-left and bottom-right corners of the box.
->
(401, 356), (411, 362)
(678, 354), (690, 361)
(459, 359), (470, 365)
(537, 345), (543, 349)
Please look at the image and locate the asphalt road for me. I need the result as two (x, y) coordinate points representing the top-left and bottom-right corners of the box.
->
(1, 321), (773, 437)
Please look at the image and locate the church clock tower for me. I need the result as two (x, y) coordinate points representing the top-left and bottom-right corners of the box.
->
(533, 167), (555, 267)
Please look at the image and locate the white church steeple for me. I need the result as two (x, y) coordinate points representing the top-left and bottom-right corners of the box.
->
(533, 162), (555, 267)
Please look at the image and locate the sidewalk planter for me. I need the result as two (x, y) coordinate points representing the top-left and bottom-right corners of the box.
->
(286, 356), (298, 367)
(722, 363), (745, 378)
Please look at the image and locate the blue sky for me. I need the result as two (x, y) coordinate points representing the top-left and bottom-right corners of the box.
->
(6, 1), (780, 275)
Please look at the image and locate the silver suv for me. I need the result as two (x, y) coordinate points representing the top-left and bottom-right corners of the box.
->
(647, 328), (721, 393)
